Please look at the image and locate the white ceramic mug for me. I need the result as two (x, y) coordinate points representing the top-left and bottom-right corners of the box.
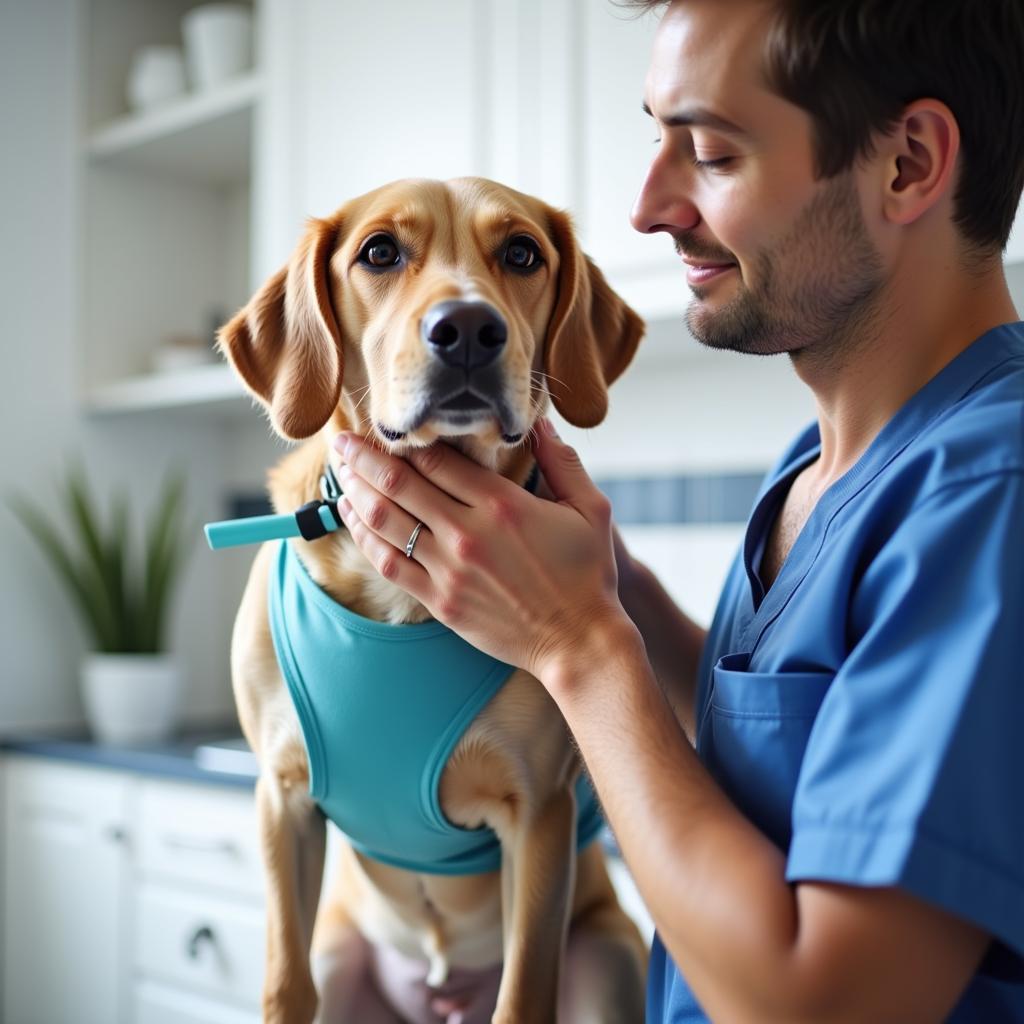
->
(127, 45), (187, 112)
(182, 3), (254, 91)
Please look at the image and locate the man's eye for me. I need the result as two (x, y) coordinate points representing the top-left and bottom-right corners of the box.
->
(693, 156), (734, 170)
(358, 234), (401, 268)
(503, 235), (543, 271)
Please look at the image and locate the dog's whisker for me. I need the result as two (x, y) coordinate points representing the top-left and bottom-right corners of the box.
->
(350, 377), (384, 417)
(530, 368), (568, 390)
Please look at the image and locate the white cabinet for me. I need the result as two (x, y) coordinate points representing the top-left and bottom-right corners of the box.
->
(2, 756), (263, 1024)
(134, 981), (259, 1024)
(3, 757), (132, 1024)
(295, 0), (484, 213)
(579, 3), (667, 275)
(286, 0), (682, 316)
(76, 0), (684, 420)
(133, 778), (265, 1020)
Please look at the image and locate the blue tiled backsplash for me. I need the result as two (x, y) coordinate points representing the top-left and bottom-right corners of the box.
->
(228, 471), (764, 526)
(596, 473), (762, 525)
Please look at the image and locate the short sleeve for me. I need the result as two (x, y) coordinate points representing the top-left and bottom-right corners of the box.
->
(786, 470), (1024, 969)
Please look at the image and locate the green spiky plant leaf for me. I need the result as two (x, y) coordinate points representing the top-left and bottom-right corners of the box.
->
(8, 465), (194, 655)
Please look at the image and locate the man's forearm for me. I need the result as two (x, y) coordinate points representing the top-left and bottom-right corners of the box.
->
(615, 549), (707, 737)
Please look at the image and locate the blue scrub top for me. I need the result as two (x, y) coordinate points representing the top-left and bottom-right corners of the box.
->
(648, 323), (1024, 1023)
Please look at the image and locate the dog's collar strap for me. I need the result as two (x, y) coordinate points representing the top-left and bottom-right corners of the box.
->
(203, 458), (538, 551)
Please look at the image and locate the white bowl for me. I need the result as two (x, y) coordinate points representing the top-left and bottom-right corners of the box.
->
(152, 344), (217, 374)
(182, 4), (253, 91)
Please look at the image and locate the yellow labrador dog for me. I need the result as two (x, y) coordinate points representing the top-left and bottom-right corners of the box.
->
(219, 178), (647, 1024)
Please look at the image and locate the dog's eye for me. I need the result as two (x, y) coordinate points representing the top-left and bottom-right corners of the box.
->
(358, 234), (402, 269)
(503, 235), (543, 272)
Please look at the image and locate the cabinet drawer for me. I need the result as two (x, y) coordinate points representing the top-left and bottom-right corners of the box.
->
(136, 883), (265, 1008)
(135, 978), (261, 1024)
(138, 779), (263, 897)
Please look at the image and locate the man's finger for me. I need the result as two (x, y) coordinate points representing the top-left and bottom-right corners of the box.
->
(403, 438), (507, 507)
(337, 494), (437, 601)
(531, 418), (605, 513)
(336, 471), (440, 570)
(333, 432), (466, 526)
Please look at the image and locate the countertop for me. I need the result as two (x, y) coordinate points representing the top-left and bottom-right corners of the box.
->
(0, 728), (258, 788)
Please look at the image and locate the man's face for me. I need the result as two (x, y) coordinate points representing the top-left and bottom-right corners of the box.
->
(632, 0), (885, 358)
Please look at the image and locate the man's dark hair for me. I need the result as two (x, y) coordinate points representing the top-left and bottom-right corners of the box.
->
(623, 0), (1024, 255)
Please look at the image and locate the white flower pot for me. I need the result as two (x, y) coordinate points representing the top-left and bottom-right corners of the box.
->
(81, 653), (182, 746)
(182, 4), (253, 91)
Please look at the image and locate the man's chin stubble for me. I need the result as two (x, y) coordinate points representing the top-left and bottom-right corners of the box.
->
(685, 289), (788, 356)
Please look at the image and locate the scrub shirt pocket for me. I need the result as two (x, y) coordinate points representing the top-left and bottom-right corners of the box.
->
(700, 652), (833, 850)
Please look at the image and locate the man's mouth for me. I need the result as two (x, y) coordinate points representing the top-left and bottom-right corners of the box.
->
(681, 258), (736, 286)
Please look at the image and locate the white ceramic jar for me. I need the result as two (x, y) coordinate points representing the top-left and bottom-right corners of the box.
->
(181, 3), (254, 91)
(127, 45), (187, 112)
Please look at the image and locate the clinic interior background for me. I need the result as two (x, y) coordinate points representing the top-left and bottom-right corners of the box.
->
(2, 0), (1023, 735)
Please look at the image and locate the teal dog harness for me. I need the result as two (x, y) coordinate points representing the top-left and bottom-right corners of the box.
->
(268, 539), (604, 875)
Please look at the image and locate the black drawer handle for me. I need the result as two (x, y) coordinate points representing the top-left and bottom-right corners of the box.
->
(187, 924), (216, 960)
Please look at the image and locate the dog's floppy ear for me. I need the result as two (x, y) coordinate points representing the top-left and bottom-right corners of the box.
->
(218, 216), (343, 440)
(543, 207), (645, 428)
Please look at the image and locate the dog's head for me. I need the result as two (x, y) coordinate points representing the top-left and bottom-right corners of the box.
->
(219, 178), (643, 465)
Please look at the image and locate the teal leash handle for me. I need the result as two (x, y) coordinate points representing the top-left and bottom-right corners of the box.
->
(204, 500), (342, 550)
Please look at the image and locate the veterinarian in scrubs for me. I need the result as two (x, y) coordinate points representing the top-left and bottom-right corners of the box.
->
(332, 0), (1024, 1019)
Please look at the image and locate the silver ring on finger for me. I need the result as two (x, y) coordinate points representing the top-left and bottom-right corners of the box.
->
(404, 521), (425, 560)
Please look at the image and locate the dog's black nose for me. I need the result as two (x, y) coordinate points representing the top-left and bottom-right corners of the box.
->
(421, 300), (507, 370)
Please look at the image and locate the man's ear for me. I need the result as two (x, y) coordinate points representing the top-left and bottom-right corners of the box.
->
(217, 215), (344, 440)
(543, 207), (645, 428)
(882, 98), (960, 230)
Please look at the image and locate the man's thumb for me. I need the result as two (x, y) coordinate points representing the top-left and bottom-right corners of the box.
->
(532, 418), (597, 505)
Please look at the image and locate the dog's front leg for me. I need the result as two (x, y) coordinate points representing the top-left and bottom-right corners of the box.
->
(257, 770), (327, 1024)
(492, 786), (577, 1024)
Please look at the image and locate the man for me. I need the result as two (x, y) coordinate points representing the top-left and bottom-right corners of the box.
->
(334, 0), (1024, 1018)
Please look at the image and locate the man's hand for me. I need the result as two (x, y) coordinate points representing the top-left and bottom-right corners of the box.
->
(332, 419), (639, 685)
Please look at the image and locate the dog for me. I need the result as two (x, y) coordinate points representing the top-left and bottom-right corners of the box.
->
(218, 177), (648, 1024)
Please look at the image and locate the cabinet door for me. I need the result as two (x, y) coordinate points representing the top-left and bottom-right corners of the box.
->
(135, 979), (260, 1024)
(295, 0), (486, 217)
(2, 757), (131, 1024)
(579, 4), (677, 278)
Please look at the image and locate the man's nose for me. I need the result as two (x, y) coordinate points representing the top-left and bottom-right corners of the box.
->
(630, 154), (701, 236)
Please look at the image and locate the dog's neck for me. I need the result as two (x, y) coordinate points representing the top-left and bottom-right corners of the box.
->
(265, 428), (538, 625)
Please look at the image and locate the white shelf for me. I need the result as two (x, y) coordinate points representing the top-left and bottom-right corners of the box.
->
(84, 364), (248, 415)
(86, 73), (261, 187)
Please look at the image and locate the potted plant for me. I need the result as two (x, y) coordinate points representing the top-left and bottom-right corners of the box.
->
(8, 465), (194, 745)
